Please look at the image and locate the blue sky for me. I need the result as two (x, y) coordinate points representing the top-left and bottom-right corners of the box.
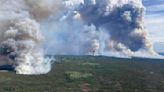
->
(143, 0), (164, 52)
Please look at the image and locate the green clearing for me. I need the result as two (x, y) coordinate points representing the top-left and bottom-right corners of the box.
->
(0, 55), (164, 92)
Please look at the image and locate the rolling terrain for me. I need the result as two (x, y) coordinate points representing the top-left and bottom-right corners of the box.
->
(0, 56), (164, 92)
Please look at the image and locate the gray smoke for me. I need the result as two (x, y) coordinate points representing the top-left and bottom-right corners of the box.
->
(78, 0), (156, 56)
(0, 0), (160, 74)
(0, 0), (61, 74)
(43, 0), (157, 57)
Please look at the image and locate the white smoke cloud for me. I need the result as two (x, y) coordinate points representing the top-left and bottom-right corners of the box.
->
(0, 0), (161, 74)
(2, 18), (51, 74)
(0, 0), (61, 75)
(42, 0), (158, 57)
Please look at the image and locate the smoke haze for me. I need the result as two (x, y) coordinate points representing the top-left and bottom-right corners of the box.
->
(0, 0), (61, 74)
(42, 0), (157, 57)
(0, 0), (160, 74)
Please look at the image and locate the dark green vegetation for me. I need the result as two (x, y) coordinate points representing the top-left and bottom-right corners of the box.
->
(0, 55), (164, 92)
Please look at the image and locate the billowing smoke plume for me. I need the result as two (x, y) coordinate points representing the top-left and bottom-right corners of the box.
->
(0, 0), (61, 74)
(0, 0), (159, 74)
(1, 18), (51, 74)
(43, 0), (157, 57)
(77, 0), (156, 56)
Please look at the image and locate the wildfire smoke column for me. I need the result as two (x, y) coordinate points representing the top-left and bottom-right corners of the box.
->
(76, 0), (156, 56)
(0, 0), (61, 74)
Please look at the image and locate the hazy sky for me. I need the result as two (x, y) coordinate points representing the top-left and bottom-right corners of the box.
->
(143, 0), (164, 52)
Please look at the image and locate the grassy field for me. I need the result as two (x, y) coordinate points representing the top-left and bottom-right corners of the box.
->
(0, 55), (164, 92)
